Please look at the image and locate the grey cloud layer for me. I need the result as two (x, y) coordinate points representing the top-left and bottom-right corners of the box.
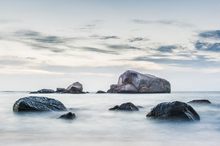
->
(195, 30), (220, 52)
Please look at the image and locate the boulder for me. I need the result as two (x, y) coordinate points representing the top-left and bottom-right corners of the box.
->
(13, 96), (67, 112)
(96, 90), (106, 94)
(30, 89), (55, 94)
(59, 112), (76, 120)
(146, 101), (200, 121)
(66, 82), (84, 93)
(107, 70), (171, 93)
(188, 99), (211, 104)
(109, 102), (139, 111)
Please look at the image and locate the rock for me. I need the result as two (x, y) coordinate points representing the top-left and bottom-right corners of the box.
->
(13, 96), (67, 112)
(56, 88), (67, 93)
(107, 70), (171, 93)
(59, 112), (76, 120)
(30, 89), (55, 94)
(109, 102), (139, 111)
(66, 82), (84, 93)
(146, 101), (200, 121)
(96, 90), (106, 94)
(188, 99), (211, 104)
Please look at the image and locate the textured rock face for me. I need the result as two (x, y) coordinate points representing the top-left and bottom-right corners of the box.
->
(109, 102), (139, 111)
(146, 101), (200, 121)
(30, 89), (55, 94)
(107, 70), (171, 93)
(13, 96), (67, 112)
(66, 82), (83, 93)
(59, 112), (76, 120)
(188, 99), (211, 104)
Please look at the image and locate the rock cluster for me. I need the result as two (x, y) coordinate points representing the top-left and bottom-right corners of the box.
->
(30, 82), (85, 94)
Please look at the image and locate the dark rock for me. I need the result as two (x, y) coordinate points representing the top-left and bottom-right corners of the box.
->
(30, 89), (55, 94)
(13, 96), (67, 112)
(109, 102), (139, 111)
(107, 70), (171, 93)
(56, 88), (68, 93)
(66, 82), (84, 93)
(59, 112), (76, 120)
(96, 90), (106, 94)
(188, 99), (211, 104)
(146, 101), (200, 121)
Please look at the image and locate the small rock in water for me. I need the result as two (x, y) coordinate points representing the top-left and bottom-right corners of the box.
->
(188, 99), (211, 104)
(109, 102), (139, 111)
(59, 112), (76, 120)
(146, 101), (200, 121)
(96, 90), (106, 94)
(13, 96), (67, 112)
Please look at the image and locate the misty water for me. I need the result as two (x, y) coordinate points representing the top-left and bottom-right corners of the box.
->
(1, 91), (220, 146)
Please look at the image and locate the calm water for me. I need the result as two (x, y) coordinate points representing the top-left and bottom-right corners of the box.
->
(0, 91), (220, 146)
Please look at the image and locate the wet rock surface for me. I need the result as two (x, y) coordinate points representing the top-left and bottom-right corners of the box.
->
(13, 96), (67, 112)
(146, 101), (200, 121)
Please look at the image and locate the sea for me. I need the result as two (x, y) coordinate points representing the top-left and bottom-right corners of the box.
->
(0, 91), (220, 146)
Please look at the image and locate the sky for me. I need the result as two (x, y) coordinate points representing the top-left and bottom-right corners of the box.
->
(0, 0), (220, 91)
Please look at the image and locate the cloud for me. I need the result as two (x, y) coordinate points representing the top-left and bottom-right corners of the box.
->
(12, 30), (75, 53)
(133, 55), (219, 68)
(0, 56), (30, 66)
(195, 41), (220, 52)
(106, 44), (142, 50)
(14, 30), (68, 44)
(90, 35), (120, 40)
(199, 30), (220, 39)
(81, 47), (118, 54)
(132, 19), (194, 27)
(128, 37), (147, 42)
(157, 45), (177, 53)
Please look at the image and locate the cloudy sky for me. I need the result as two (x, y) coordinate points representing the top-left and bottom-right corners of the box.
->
(0, 0), (220, 91)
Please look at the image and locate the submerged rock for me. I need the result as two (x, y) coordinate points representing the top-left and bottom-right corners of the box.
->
(146, 101), (200, 121)
(59, 112), (76, 120)
(30, 89), (55, 94)
(13, 96), (67, 112)
(109, 102), (139, 111)
(107, 70), (171, 93)
(66, 82), (84, 93)
(188, 99), (211, 104)
(96, 90), (106, 94)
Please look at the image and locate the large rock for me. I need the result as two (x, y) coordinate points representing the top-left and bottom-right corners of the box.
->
(66, 82), (84, 93)
(107, 70), (171, 93)
(30, 89), (55, 94)
(109, 102), (139, 111)
(13, 96), (67, 112)
(146, 101), (200, 121)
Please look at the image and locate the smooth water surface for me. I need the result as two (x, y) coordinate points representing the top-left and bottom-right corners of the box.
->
(0, 91), (220, 146)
